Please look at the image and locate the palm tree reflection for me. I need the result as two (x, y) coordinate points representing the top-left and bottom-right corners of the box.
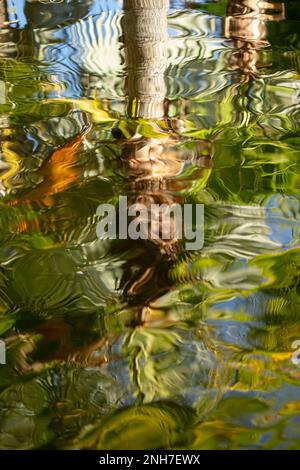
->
(103, 0), (219, 409)
(119, 0), (213, 311)
(183, 0), (285, 78)
(225, 0), (285, 78)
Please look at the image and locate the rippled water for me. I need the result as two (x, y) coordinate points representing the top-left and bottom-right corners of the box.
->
(0, 0), (300, 450)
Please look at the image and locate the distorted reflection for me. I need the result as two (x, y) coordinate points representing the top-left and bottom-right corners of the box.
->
(117, 0), (214, 310)
(225, 0), (285, 78)
(0, 0), (300, 451)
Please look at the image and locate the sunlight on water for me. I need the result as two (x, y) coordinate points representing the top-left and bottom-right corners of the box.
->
(0, 0), (300, 450)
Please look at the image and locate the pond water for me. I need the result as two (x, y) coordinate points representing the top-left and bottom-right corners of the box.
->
(0, 0), (300, 450)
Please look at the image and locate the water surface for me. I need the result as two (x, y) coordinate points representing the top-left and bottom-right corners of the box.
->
(0, 0), (300, 450)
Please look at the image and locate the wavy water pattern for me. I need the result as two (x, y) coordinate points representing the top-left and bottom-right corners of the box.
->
(0, 0), (300, 451)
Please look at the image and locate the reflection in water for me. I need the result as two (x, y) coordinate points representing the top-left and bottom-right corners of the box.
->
(123, 0), (168, 120)
(0, 0), (300, 450)
(120, 0), (214, 309)
(225, 0), (285, 78)
(109, 1), (220, 414)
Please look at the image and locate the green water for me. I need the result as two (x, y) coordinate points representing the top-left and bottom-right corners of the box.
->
(0, 0), (300, 450)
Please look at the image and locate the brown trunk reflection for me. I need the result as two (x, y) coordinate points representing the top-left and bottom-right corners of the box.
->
(119, 0), (213, 314)
(225, 0), (285, 78)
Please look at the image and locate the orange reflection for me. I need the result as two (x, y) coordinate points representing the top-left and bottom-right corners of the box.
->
(9, 131), (86, 208)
